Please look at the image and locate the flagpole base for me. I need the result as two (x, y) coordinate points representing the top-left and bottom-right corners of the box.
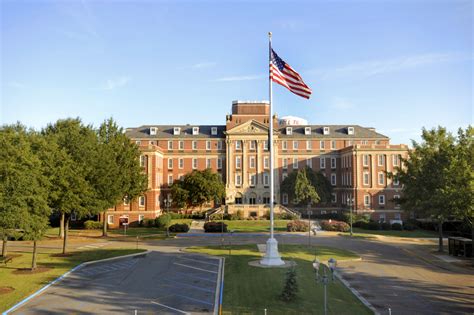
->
(260, 237), (285, 266)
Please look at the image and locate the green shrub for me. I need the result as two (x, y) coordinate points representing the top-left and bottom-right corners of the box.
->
(168, 223), (190, 233)
(403, 222), (416, 231)
(204, 222), (227, 233)
(168, 212), (184, 219)
(320, 220), (350, 232)
(391, 223), (403, 230)
(361, 221), (380, 230)
(143, 219), (155, 227)
(84, 220), (102, 229)
(287, 220), (309, 232)
(380, 222), (392, 230)
(155, 214), (172, 228)
(280, 267), (298, 301)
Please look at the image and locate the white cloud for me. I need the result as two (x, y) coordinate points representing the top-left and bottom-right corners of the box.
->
(314, 52), (471, 80)
(100, 76), (131, 91)
(215, 74), (265, 82)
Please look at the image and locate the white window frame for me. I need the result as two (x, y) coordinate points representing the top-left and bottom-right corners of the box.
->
(139, 196), (146, 207)
(304, 127), (311, 135)
(379, 195), (385, 205)
(320, 140), (325, 149)
(173, 127), (180, 135)
(282, 158), (288, 170)
(364, 195), (370, 206)
(192, 141), (197, 150)
(168, 174), (173, 185)
(235, 174), (242, 187)
(250, 140), (256, 150)
(179, 140), (184, 150)
(211, 127), (218, 135)
(264, 157), (269, 169)
(282, 141), (287, 150)
(323, 127), (330, 135)
(378, 172), (385, 185)
(217, 141), (223, 150)
(192, 127), (199, 135)
(249, 174), (256, 187)
(235, 140), (242, 150)
(331, 193), (337, 203)
(306, 158), (312, 168)
(250, 156), (256, 168)
(263, 173), (270, 186)
(378, 154), (385, 166)
(168, 158), (173, 169)
(331, 173), (336, 186)
(306, 140), (312, 150)
(293, 140), (299, 150)
(331, 140), (336, 150)
(107, 215), (114, 225)
(168, 141), (173, 150)
(282, 193), (288, 205)
(320, 157), (326, 169)
(392, 154), (400, 166)
(135, 140), (141, 145)
(236, 156), (241, 169)
(286, 127), (293, 135)
(192, 158), (198, 169)
(179, 158), (184, 169)
(363, 154), (369, 166)
(206, 158), (211, 169)
(138, 214), (145, 224)
(331, 157), (336, 169)
(206, 140), (211, 151)
(348, 127), (354, 135)
(363, 172), (370, 186)
(293, 157), (298, 169)
(140, 155), (146, 167)
(263, 140), (269, 151)
(217, 158), (222, 169)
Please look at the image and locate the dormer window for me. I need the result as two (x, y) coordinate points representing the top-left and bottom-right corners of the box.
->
(192, 127), (199, 135)
(323, 127), (330, 135)
(286, 127), (293, 135)
(304, 127), (311, 135)
(211, 127), (218, 135)
(150, 127), (157, 135)
(173, 127), (181, 135)
(348, 127), (355, 135)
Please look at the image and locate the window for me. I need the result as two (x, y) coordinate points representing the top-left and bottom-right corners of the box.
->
(179, 158), (184, 169)
(135, 140), (141, 145)
(217, 158), (222, 169)
(139, 196), (146, 207)
(348, 127), (354, 135)
(320, 141), (325, 149)
(364, 195), (370, 206)
(305, 127), (311, 135)
(156, 195), (160, 206)
(168, 175), (173, 185)
(331, 173), (336, 186)
(379, 195), (385, 205)
(286, 127), (293, 135)
(293, 157), (298, 169)
(70, 212), (77, 221)
(331, 140), (336, 150)
(192, 158), (198, 169)
(306, 158), (312, 168)
(279, 193), (287, 205)
(362, 140), (368, 145)
(264, 157), (269, 169)
(217, 141), (223, 150)
(178, 174), (184, 180)
(363, 172), (370, 185)
(392, 154), (400, 166)
(123, 196), (130, 205)
(263, 140), (269, 151)
(378, 172), (385, 185)
(293, 141), (299, 150)
(282, 173), (288, 181)
(168, 159), (173, 169)
(192, 141), (197, 150)
(249, 174), (256, 187)
(150, 127), (157, 135)
(320, 157), (326, 169)
(192, 127), (199, 135)
(138, 215), (145, 224)
(282, 141), (287, 150)
(375, 140), (381, 145)
(394, 213), (401, 220)
(331, 193), (337, 203)
(306, 140), (312, 150)
(263, 173), (270, 186)
(323, 127), (330, 135)
(378, 155), (385, 166)
(206, 158), (211, 169)
(235, 174), (242, 186)
(282, 158), (288, 169)
(107, 215), (114, 225)
(173, 127), (180, 135)
(250, 140), (256, 150)
(179, 141), (184, 150)
(140, 155), (146, 167)
(363, 154), (369, 166)
(379, 213), (386, 223)
(206, 141), (211, 151)
(168, 141), (173, 150)
(235, 140), (241, 150)
(236, 156), (241, 169)
(211, 127), (218, 135)
(250, 156), (256, 168)
(331, 157), (336, 169)
(393, 175), (399, 186)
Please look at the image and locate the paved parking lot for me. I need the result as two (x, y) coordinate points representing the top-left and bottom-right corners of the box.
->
(11, 251), (222, 315)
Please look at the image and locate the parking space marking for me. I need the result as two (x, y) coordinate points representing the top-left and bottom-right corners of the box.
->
(173, 262), (218, 274)
(177, 256), (220, 267)
(163, 279), (215, 293)
(150, 301), (189, 314)
(174, 294), (214, 306)
(173, 271), (216, 283)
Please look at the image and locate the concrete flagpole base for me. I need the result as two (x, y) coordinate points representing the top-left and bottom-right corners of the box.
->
(260, 237), (285, 266)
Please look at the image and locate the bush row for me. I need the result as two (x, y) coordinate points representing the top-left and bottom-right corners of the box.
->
(320, 220), (350, 232)
(286, 220), (310, 232)
(84, 220), (103, 229)
(204, 222), (228, 233)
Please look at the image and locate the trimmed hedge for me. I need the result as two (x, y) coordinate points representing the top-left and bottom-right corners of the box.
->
(391, 223), (403, 230)
(155, 214), (171, 228)
(168, 223), (190, 233)
(84, 220), (102, 229)
(287, 220), (310, 232)
(204, 222), (228, 233)
(320, 220), (350, 232)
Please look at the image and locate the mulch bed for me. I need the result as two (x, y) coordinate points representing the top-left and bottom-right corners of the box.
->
(12, 267), (52, 275)
(0, 286), (15, 295)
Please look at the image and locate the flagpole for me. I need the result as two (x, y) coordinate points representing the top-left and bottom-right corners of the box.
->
(269, 31), (274, 241)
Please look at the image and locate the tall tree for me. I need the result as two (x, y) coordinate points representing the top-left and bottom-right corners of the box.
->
(93, 118), (148, 236)
(281, 167), (331, 206)
(294, 170), (320, 207)
(393, 127), (471, 252)
(170, 169), (225, 210)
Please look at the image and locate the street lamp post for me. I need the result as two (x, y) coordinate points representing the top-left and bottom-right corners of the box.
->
(347, 197), (354, 237)
(322, 268), (329, 315)
(312, 258), (320, 282)
(308, 210), (312, 248)
(164, 197), (172, 237)
(328, 257), (337, 281)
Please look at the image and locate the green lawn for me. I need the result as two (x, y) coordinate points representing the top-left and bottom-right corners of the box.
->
(0, 248), (146, 312)
(213, 220), (291, 233)
(187, 244), (370, 315)
(340, 227), (437, 238)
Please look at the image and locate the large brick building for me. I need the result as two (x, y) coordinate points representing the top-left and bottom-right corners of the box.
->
(106, 100), (408, 227)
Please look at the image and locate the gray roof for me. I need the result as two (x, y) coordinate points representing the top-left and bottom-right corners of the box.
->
(126, 124), (388, 139)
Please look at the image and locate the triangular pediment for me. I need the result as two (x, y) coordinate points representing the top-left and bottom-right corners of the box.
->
(226, 120), (274, 135)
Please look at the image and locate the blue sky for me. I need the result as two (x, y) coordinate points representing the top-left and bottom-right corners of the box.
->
(1, 0), (472, 145)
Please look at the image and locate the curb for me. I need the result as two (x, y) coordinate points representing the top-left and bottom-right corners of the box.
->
(2, 250), (150, 315)
(215, 257), (225, 315)
(335, 272), (380, 315)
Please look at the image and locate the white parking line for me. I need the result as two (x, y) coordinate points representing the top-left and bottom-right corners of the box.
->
(174, 294), (214, 306)
(150, 301), (189, 314)
(173, 271), (216, 283)
(173, 262), (218, 274)
(178, 256), (220, 267)
(163, 279), (215, 293)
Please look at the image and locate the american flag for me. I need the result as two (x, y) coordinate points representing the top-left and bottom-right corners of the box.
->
(270, 49), (312, 99)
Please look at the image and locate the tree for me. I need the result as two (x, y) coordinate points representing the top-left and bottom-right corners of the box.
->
(0, 125), (50, 269)
(92, 118), (148, 236)
(170, 169), (225, 210)
(280, 266), (298, 302)
(393, 126), (472, 252)
(281, 167), (331, 207)
(294, 170), (320, 207)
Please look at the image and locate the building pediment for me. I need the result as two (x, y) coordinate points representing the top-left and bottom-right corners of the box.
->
(225, 120), (274, 135)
